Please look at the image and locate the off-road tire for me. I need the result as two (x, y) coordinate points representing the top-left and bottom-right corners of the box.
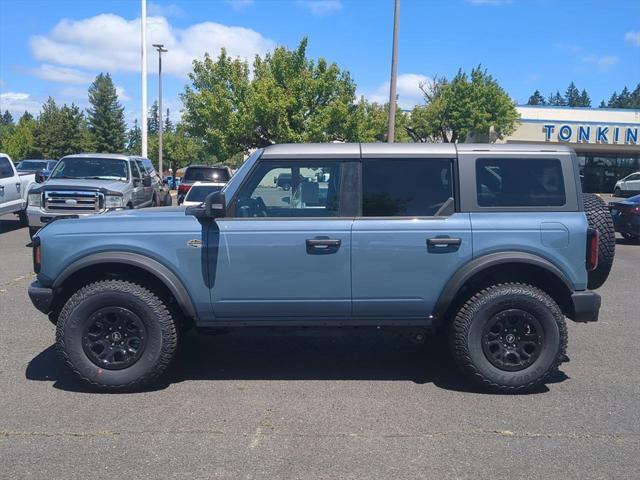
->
(450, 283), (567, 393)
(583, 193), (615, 289)
(56, 280), (177, 391)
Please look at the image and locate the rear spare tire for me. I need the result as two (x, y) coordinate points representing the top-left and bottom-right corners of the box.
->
(583, 193), (615, 289)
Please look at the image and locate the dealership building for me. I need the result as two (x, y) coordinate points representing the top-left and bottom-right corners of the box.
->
(501, 105), (640, 193)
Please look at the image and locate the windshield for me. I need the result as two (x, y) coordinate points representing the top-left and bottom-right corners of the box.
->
(17, 160), (48, 171)
(184, 167), (230, 182)
(185, 185), (223, 202)
(50, 157), (129, 181)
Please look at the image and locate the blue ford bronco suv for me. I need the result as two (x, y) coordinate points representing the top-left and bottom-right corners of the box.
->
(28, 143), (615, 392)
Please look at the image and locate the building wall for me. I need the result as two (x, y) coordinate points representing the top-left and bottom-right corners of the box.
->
(502, 106), (640, 192)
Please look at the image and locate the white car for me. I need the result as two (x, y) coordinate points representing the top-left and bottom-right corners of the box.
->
(614, 172), (640, 197)
(182, 181), (226, 206)
(0, 153), (37, 225)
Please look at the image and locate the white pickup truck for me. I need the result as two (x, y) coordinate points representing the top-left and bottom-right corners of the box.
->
(0, 153), (36, 225)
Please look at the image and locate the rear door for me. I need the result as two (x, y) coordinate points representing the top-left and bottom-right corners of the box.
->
(0, 156), (21, 215)
(130, 161), (146, 207)
(210, 158), (354, 319)
(351, 154), (473, 318)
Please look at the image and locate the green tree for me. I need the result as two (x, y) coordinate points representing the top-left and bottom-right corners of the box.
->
(32, 98), (90, 158)
(163, 109), (174, 133)
(126, 119), (142, 155)
(2, 113), (36, 160)
(547, 91), (565, 106)
(1, 110), (13, 126)
(527, 90), (546, 105)
(87, 73), (126, 152)
(407, 67), (519, 143)
(182, 38), (367, 161)
(148, 100), (159, 134)
(578, 89), (591, 107)
(564, 82), (581, 107)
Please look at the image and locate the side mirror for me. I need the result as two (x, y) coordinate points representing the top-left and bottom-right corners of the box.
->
(35, 170), (45, 183)
(142, 176), (152, 187)
(186, 190), (226, 220)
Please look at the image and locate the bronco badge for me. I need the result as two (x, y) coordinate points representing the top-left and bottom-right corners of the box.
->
(187, 239), (202, 248)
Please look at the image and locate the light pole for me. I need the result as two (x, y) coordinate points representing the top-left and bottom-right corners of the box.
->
(153, 43), (168, 177)
(387, 0), (400, 143)
(141, 0), (147, 157)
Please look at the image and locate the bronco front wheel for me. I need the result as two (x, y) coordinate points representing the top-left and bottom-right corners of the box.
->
(450, 283), (567, 393)
(56, 280), (177, 391)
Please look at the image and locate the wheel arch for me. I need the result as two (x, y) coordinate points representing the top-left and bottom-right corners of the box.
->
(434, 252), (575, 324)
(51, 252), (197, 320)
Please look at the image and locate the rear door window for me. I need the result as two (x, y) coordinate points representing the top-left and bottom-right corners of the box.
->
(184, 167), (230, 183)
(0, 156), (13, 178)
(362, 158), (454, 217)
(476, 158), (566, 207)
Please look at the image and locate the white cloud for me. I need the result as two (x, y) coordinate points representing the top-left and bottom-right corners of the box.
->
(115, 86), (131, 102)
(148, 2), (185, 17)
(30, 64), (94, 84)
(361, 73), (431, 110)
(30, 13), (275, 78)
(582, 54), (619, 72)
(296, 1), (343, 16)
(226, 0), (254, 9)
(0, 92), (42, 116)
(625, 31), (640, 47)
(466, 0), (512, 5)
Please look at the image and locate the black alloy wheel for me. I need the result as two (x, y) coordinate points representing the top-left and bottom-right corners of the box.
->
(82, 306), (147, 370)
(481, 309), (544, 371)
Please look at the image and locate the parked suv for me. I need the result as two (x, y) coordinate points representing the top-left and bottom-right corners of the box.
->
(177, 165), (232, 204)
(28, 144), (615, 392)
(26, 153), (162, 238)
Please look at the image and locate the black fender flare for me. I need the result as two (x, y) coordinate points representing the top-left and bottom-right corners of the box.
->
(433, 251), (574, 320)
(53, 251), (197, 318)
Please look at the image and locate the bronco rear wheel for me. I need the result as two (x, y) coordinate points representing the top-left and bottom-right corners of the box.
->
(56, 280), (177, 391)
(583, 193), (615, 289)
(450, 283), (567, 393)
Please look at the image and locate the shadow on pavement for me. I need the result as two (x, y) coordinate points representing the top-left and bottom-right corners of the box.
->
(615, 237), (640, 245)
(0, 218), (25, 235)
(26, 328), (567, 395)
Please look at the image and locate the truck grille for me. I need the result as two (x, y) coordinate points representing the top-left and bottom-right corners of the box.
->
(43, 191), (104, 213)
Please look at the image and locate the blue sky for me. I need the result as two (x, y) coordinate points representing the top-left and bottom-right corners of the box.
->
(1, 0), (639, 125)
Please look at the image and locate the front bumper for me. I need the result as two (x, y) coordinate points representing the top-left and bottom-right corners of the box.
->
(570, 291), (601, 323)
(28, 280), (53, 314)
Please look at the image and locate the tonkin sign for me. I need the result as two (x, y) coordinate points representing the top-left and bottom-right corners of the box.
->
(543, 124), (638, 145)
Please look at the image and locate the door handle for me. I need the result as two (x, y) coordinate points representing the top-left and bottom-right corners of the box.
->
(427, 236), (461, 253)
(306, 237), (341, 254)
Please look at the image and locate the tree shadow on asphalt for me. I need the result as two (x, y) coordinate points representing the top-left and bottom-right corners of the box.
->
(25, 327), (568, 395)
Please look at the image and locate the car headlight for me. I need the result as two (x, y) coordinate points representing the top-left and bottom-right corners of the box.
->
(104, 195), (124, 208)
(28, 193), (41, 207)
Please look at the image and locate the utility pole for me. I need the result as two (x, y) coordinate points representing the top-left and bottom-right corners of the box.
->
(153, 43), (168, 177)
(141, 0), (148, 157)
(387, 0), (400, 143)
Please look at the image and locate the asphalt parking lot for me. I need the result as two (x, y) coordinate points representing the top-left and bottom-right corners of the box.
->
(1, 215), (639, 479)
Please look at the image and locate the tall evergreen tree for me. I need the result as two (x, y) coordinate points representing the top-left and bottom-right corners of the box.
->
(527, 90), (546, 105)
(87, 73), (126, 152)
(1, 110), (13, 126)
(578, 89), (591, 107)
(148, 101), (159, 134)
(598, 100), (607, 108)
(164, 108), (174, 133)
(631, 84), (640, 108)
(547, 91), (565, 106)
(564, 82), (581, 107)
(126, 119), (142, 155)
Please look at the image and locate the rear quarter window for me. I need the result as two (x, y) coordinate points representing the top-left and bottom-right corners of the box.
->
(476, 158), (566, 207)
(184, 167), (230, 182)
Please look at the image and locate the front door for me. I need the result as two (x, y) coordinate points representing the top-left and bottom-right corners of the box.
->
(351, 156), (473, 318)
(210, 159), (352, 319)
(0, 156), (21, 215)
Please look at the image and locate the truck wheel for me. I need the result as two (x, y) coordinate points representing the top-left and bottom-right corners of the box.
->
(449, 283), (567, 393)
(18, 210), (28, 226)
(583, 193), (615, 289)
(56, 280), (177, 391)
